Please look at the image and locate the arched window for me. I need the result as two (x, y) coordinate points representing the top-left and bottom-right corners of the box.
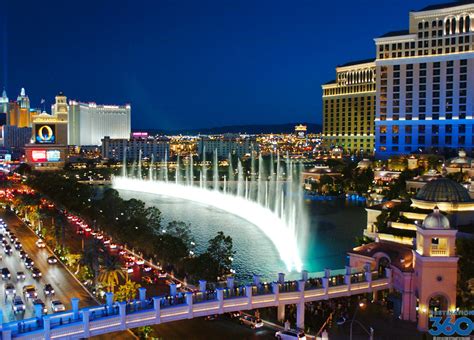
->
(445, 19), (451, 35)
(466, 16), (470, 32)
(452, 18), (456, 34)
(460, 17), (464, 33)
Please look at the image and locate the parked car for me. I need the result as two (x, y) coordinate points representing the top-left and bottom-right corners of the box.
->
(16, 271), (26, 281)
(239, 315), (264, 329)
(47, 256), (58, 264)
(275, 330), (307, 340)
(12, 296), (25, 314)
(36, 239), (46, 248)
(33, 299), (48, 315)
(31, 267), (42, 279)
(44, 284), (55, 296)
(4, 245), (12, 256)
(51, 300), (66, 313)
(4, 283), (16, 296)
(1, 267), (11, 280)
(19, 250), (28, 260)
(22, 285), (38, 299)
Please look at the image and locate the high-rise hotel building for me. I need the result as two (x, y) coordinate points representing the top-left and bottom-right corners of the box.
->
(375, 1), (474, 158)
(322, 59), (376, 154)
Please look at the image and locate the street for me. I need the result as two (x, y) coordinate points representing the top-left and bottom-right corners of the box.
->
(0, 210), (96, 322)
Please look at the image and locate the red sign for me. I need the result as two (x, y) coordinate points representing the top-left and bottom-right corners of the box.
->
(31, 150), (47, 162)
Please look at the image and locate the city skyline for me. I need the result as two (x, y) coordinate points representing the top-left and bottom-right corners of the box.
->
(1, 0), (436, 130)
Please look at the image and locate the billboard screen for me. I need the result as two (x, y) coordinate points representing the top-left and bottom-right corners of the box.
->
(31, 150), (47, 162)
(35, 124), (56, 144)
(46, 150), (61, 162)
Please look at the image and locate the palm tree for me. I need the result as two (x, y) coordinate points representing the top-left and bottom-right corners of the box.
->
(98, 255), (124, 294)
(115, 280), (141, 302)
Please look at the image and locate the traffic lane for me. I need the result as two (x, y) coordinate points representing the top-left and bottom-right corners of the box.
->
(151, 317), (276, 340)
(2, 211), (95, 311)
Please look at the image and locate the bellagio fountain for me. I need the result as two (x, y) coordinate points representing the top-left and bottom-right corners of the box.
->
(112, 149), (308, 272)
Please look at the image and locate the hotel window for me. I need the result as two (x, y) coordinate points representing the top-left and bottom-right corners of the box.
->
(446, 136), (452, 144)
(418, 136), (425, 144)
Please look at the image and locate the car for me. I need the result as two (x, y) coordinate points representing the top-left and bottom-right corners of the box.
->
(14, 241), (22, 251)
(33, 299), (48, 315)
(142, 276), (153, 284)
(24, 258), (34, 269)
(47, 256), (58, 264)
(275, 330), (307, 339)
(43, 284), (55, 296)
(36, 239), (46, 248)
(1, 239), (7, 248)
(4, 228), (10, 236)
(1, 267), (11, 280)
(239, 315), (264, 329)
(4, 245), (12, 255)
(19, 250), (28, 260)
(204, 314), (218, 321)
(22, 285), (38, 299)
(228, 311), (242, 318)
(16, 271), (26, 281)
(143, 265), (152, 272)
(51, 300), (66, 313)
(31, 268), (42, 279)
(12, 296), (25, 314)
(9, 234), (17, 243)
(4, 283), (16, 296)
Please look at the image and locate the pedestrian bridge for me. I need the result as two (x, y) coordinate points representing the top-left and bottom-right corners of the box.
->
(1, 267), (391, 339)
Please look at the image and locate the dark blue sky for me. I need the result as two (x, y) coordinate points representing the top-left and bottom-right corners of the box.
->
(2, 0), (436, 130)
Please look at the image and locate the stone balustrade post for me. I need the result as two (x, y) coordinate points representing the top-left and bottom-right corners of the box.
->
(245, 285), (253, 309)
(344, 266), (352, 293)
(278, 272), (285, 284)
(365, 262), (373, 287)
(169, 283), (177, 297)
(322, 277), (329, 295)
(301, 270), (309, 282)
(297, 280), (305, 301)
(119, 302), (127, 330)
(199, 280), (207, 292)
(185, 292), (193, 318)
(70, 298), (79, 320)
(153, 297), (161, 324)
(272, 282), (280, 304)
(139, 287), (147, 308)
(226, 277), (234, 290)
(34, 303), (44, 319)
(82, 309), (90, 338)
(253, 274), (260, 287)
(216, 288), (224, 314)
(43, 316), (51, 339)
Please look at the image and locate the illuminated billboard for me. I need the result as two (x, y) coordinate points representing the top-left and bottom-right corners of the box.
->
(30, 149), (61, 163)
(35, 124), (56, 144)
(31, 150), (47, 162)
(46, 150), (61, 162)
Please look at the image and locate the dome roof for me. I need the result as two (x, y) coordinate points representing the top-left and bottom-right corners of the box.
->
(416, 178), (471, 203)
(422, 207), (450, 229)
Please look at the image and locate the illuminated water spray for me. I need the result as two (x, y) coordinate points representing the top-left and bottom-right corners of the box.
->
(112, 150), (308, 272)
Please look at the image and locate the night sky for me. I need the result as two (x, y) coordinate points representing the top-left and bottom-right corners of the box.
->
(2, 0), (436, 130)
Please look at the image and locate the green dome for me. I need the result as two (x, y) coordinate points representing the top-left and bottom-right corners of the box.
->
(416, 178), (471, 203)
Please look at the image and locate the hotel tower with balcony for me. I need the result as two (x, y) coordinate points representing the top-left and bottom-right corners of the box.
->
(375, 1), (474, 158)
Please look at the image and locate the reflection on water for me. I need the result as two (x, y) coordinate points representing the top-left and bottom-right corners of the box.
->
(118, 190), (366, 282)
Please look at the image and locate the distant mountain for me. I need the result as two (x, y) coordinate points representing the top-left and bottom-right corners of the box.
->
(134, 123), (321, 135)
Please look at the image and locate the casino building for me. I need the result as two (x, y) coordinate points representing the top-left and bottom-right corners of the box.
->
(322, 59), (376, 155)
(24, 93), (69, 170)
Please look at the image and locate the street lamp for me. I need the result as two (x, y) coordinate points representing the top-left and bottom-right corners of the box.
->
(349, 301), (374, 340)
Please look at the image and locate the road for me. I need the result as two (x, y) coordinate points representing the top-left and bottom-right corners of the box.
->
(0, 210), (96, 322)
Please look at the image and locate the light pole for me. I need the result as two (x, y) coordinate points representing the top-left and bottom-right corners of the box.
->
(349, 301), (374, 340)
